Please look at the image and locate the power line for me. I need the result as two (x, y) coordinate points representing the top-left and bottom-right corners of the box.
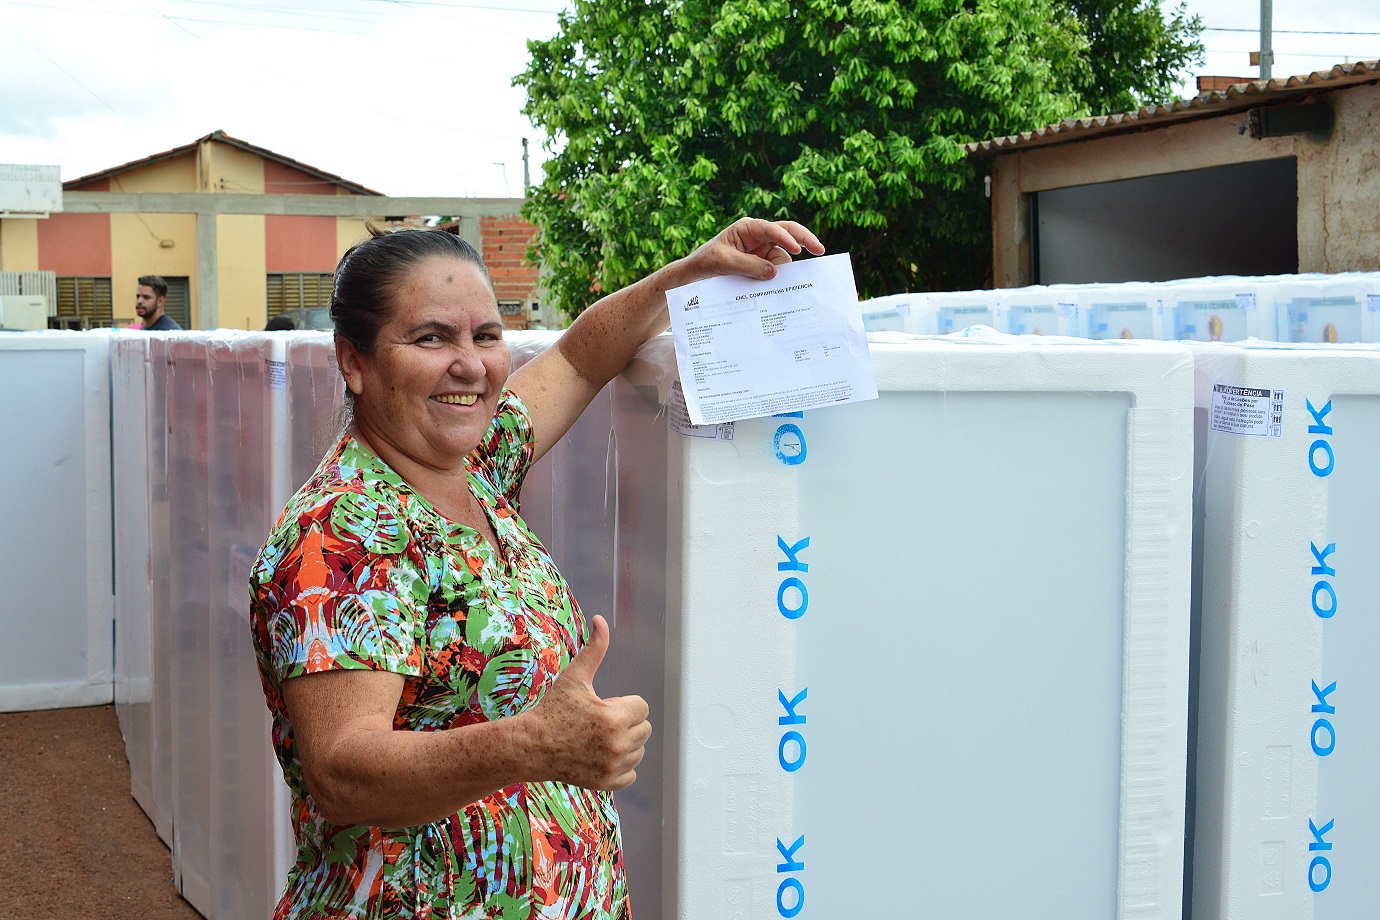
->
(1203, 50), (1373, 63)
(0, 13), (131, 121)
(0, 0), (376, 34)
(342, 0), (564, 14)
(169, 0), (397, 27)
(136, 0), (205, 41)
(169, 0), (564, 16)
(1205, 27), (1380, 36)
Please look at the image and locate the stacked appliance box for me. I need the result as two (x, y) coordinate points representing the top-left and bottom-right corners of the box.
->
(108, 328), (1196, 919)
(111, 333), (165, 838)
(1188, 340), (1380, 920)
(514, 332), (1194, 920)
(112, 332), (296, 920)
(0, 331), (114, 711)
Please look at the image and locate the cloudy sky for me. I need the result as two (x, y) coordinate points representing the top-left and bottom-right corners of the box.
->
(1, 0), (1376, 199)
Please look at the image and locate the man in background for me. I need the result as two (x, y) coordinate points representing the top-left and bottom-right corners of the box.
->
(264, 314), (298, 331)
(135, 275), (182, 331)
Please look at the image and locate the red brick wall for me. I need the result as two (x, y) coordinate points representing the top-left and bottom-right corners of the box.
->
(480, 215), (538, 329)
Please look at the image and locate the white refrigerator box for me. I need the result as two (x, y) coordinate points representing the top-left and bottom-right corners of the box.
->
(1272, 273), (1380, 345)
(0, 331), (114, 711)
(111, 333), (164, 836)
(1188, 341), (1380, 920)
(857, 293), (933, 334)
(515, 332), (1194, 920)
(994, 284), (1081, 337)
(204, 334), (295, 920)
(929, 291), (997, 335)
(1163, 278), (1277, 344)
(160, 335), (217, 913)
(116, 333), (297, 920)
(108, 330), (1194, 919)
(1080, 284), (1165, 341)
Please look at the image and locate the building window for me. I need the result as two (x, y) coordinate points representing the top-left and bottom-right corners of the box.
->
(161, 276), (191, 329)
(267, 272), (334, 319)
(54, 276), (113, 328)
(497, 299), (523, 316)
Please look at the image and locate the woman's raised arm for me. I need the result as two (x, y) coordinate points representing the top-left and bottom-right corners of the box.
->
(510, 218), (824, 462)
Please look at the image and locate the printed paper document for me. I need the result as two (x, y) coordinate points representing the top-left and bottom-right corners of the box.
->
(666, 252), (878, 424)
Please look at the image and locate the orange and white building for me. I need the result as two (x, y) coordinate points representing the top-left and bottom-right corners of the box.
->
(0, 131), (546, 330)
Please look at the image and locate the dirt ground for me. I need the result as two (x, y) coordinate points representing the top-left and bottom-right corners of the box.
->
(0, 704), (201, 919)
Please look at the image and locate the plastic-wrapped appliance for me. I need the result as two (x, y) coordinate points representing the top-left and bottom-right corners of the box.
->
(0, 331), (114, 712)
(1188, 340), (1380, 920)
(513, 330), (1194, 920)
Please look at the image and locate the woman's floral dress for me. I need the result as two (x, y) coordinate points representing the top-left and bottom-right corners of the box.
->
(250, 390), (628, 920)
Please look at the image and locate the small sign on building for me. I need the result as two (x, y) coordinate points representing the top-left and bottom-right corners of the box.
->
(0, 165), (62, 215)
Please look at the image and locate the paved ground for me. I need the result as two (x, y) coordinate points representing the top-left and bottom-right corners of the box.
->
(0, 704), (201, 919)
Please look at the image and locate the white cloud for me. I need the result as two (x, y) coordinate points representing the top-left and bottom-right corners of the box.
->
(0, 0), (568, 196)
(2, 0), (1374, 192)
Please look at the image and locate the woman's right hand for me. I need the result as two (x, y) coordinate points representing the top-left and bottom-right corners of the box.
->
(675, 217), (825, 286)
(524, 615), (651, 791)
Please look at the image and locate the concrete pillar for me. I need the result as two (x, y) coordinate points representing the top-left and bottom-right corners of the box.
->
(197, 211), (218, 329)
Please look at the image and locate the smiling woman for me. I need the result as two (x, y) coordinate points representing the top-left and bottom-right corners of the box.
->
(248, 219), (823, 920)
(335, 244), (513, 507)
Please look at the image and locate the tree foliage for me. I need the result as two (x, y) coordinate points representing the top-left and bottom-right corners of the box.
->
(517, 0), (1203, 314)
(1066, 0), (1205, 114)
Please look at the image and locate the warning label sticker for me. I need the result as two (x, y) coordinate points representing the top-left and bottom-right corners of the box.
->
(266, 358), (287, 391)
(1209, 382), (1283, 438)
(667, 381), (735, 440)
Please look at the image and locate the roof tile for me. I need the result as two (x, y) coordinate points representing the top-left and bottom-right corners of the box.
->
(968, 60), (1380, 155)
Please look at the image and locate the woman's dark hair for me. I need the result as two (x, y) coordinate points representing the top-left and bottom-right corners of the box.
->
(330, 227), (492, 354)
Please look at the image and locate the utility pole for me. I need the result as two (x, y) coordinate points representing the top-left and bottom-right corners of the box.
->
(1260, 0), (1273, 80)
(521, 138), (530, 197)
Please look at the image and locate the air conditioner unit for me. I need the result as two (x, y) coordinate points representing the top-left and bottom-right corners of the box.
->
(0, 295), (48, 331)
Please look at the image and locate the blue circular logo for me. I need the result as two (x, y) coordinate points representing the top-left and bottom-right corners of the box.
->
(773, 424), (807, 465)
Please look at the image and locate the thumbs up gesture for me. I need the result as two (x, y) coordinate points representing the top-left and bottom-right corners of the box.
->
(527, 615), (651, 791)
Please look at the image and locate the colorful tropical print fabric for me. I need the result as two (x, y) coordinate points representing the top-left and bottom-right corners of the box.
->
(250, 390), (629, 920)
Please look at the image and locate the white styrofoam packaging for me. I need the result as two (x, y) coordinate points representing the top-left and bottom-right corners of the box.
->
(857, 292), (933, 334)
(160, 335), (219, 913)
(111, 333), (166, 837)
(283, 332), (343, 493)
(510, 332), (676, 918)
(111, 332), (302, 919)
(204, 334), (296, 920)
(1188, 341), (1380, 920)
(1163, 277), (1278, 344)
(1272, 273), (1380, 345)
(994, 284), (1082, 337)
(103, 328), (1195, 918)
(929, 290), (998, 335)
(0, 331), (114, 711)
(1079, 283), (1166, 341)
(514, 331), (1194, 920)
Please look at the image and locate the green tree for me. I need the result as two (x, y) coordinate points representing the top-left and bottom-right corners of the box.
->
(1065, 0), (1205, 114)
(517, 0), (1202, 314)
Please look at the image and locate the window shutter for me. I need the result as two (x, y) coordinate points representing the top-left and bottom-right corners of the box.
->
(266, 273), (333, 318)
(55, 276), (113, 327)
(163, 277), (191, 328)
